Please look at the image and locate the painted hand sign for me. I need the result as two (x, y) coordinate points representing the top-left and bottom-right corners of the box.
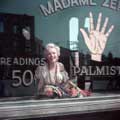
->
(80, 12), (114, 61)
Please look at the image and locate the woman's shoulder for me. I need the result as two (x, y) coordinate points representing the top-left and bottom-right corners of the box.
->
(57, 62), (65, 71)
(35, 64), (47, 71)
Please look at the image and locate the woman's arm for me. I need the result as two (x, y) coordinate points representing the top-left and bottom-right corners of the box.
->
(56, 62), (69, 83)
(34, 66), (45, 94)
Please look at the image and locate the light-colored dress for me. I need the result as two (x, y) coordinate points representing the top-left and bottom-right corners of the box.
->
(34, 62), (69, 95)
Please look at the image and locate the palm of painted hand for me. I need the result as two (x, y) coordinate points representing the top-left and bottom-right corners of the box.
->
(86, 30), (107, 55)
(80, 12), (114, 57)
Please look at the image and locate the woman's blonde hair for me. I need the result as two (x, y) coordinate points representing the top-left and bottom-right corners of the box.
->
(44, 43), (60, 57)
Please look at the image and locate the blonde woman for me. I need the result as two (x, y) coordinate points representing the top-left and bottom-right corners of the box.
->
(34, 43), (88, 98)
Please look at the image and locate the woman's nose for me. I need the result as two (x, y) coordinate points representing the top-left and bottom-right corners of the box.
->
(51, 53), (54, 57)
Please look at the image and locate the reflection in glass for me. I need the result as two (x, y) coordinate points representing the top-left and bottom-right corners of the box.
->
(69, 17), (79, 51)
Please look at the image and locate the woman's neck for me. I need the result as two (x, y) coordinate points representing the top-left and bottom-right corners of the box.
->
(48, 62), (57, 70)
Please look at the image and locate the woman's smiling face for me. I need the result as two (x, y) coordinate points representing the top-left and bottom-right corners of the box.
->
(46, 47), (59, 64)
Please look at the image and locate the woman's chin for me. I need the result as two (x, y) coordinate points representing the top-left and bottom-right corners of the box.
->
(50, 60), (57, 63)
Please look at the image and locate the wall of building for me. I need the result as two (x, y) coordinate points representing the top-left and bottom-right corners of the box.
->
(0, 0), (120, 57)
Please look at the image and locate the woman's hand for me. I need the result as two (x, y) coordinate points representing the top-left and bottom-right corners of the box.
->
(44, 85), (63, 97)
(70, 88), (79, 97)
(80, 12), (114, 61)
(66, 87), (79, 97)
(44, 87), (54, 97)
(79, 89), (91, 97)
